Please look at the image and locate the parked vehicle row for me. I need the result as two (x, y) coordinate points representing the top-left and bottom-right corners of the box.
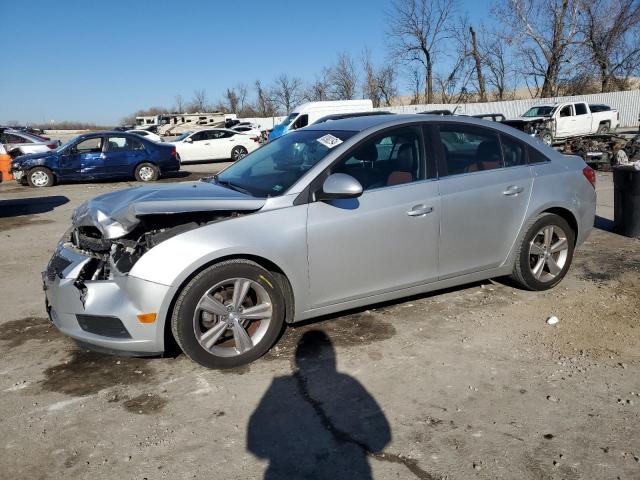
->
(43, 114), (596, 368)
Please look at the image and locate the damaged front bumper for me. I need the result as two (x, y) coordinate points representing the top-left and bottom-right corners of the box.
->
(43, 243), (170, 355)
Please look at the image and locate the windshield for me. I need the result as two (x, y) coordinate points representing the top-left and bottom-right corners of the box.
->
(279, 113), (299, 127)
(212, 129), (356, 197)
(522, 106), (557, 117)
(174, 131), (193, 142)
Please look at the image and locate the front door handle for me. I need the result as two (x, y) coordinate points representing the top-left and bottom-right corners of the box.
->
(503, 185), (524, 196)
(407, 204), (433, 216)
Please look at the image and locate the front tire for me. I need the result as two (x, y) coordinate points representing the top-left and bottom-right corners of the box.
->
(134, 162), (159, 182)
(511, 213), (575, 291)
(231, 146), (248, 161)
(171, 259), (286, 369)
(27, 167), (54, 187)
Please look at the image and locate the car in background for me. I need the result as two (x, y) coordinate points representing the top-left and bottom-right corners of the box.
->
(127, 129), (163, 143)
(10, 132), (179, 187)
(43, 114), (595, 368)
(169, 128), (260, 163)
(1, 129), (60, 156)
(231, 125), (262, 139)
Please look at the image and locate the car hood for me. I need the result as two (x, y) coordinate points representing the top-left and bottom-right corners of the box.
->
(72, 180), (266, 239)
(12, 149), (55, 165)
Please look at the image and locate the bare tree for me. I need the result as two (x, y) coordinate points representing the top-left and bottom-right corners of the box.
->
(388, 0), (456, 103)
(223, 88), (239, 113)
(190, 89), (209, 112)
(581, 0), (640, 92)
(237, 83), (249, 112)
(362, 50), (399, 107)
(408, 68), (423, 104)
(304, 69), (333, 101)
(254, 80), (277, 117)
(469, 26), (487, 101)
(272, 74), (304, 113)
(481, 35), (512, 100)
(496, 0), (581, 98)
(174, 94), (184, 113)
(330, 52), (358, 100)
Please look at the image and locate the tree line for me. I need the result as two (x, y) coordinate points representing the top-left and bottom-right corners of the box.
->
(123, 0), (640, 124)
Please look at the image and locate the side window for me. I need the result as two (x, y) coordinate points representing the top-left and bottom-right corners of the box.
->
(190, 131), (205, 142)
(5, 134), (28, 144)
(528, 147), (549, 164)
(559, 105), (573, 117)
(438, 124), (502, 176)
(575, 103), (588, 115)
(106, 137), (128, 151)
(128, 138), (145, 151)
(292, 114), (308, 130)
(332, 126), (425, 191)
(75, 137), (103, 153)
(500, 135), (527, 167)
(221, 131), (236, 138)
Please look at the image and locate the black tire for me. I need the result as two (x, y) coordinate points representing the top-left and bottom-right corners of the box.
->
(26, 166), (55, 187)
(231, 146), (248, 161)
(511, 213), (575, 291)
(134, 162), (159, 182)
(596, 122), (610, 134)
(171, 259), (286, 369)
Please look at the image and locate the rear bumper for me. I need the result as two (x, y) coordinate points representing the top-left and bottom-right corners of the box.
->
(43, 244), (170, 354)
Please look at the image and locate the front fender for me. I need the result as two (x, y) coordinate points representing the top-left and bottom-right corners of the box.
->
(129, 205), (309, 343)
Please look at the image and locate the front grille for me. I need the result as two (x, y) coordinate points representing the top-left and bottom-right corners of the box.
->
(46, 254), (73, 281)
(76, 314), (131, 339)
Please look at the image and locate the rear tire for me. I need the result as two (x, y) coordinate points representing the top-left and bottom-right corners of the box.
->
(27, 167), (55, 187)
(510, 213), (575, 291)
(597, 123), (610, 134)
(171, 259), (286, 369)
(231, 146), (248, 161)
(134, 162), (159, 182)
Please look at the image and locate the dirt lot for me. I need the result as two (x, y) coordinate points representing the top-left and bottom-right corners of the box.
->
(0, 168), (638, 480)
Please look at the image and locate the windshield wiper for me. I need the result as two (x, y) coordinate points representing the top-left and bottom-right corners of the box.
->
(216, 178), (253, 196)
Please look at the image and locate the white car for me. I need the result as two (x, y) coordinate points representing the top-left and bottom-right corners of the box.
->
(0, 129), (60, 156)
(126, 129), (163, 143)
(232, 125), (263, 138)
(170, 129), (260, 163)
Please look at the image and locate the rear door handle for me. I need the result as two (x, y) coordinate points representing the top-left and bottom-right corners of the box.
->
(503, 185), (524, 196)
(407, 205), (433, 216)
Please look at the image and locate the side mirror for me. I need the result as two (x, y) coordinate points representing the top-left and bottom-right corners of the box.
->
(185, 137), (193, 143)
(316, 173), (363, 201)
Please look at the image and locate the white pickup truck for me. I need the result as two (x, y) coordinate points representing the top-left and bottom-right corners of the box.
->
(503, 102), (620, 145)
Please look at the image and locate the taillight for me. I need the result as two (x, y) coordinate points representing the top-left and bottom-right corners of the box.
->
(583, 166), (596, 188)
(47, 143), (57, 149)
(170, 147), (177, 157)
(250, 136), (260, 143)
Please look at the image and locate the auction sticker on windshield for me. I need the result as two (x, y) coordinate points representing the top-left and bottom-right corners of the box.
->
(317, 134), (343, 149)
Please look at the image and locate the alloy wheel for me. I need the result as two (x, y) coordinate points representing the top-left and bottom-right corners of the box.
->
(528, 225), (569, 282)
(193, 278), (273, 357)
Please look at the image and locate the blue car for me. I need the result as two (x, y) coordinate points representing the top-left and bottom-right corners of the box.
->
(10, 131), (179, 187)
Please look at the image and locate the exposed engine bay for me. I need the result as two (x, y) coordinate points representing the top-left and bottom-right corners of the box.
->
(67, 211), (245, 280)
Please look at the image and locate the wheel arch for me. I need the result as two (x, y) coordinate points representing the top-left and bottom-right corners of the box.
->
(541, 206), (579, 245)
(161, 253), (296, 353)
(27, 165), (57, 183)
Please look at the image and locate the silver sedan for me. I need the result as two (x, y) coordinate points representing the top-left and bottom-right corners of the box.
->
(43, 115), (596, 368)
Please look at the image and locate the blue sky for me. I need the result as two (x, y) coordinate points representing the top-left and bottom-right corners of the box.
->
(0, 0), (490, 125)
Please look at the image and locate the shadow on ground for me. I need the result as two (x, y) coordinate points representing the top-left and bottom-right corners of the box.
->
(0, 196), (69, 218)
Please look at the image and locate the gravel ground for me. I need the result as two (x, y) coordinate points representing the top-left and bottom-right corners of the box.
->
(0, 168), (638, 480)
